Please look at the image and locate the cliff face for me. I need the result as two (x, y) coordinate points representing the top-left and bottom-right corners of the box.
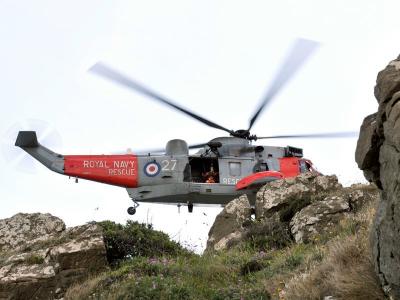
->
(356, 56), (400, 298)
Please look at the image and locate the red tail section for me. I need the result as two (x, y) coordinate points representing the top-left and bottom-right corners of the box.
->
(64, 155), (138, 187)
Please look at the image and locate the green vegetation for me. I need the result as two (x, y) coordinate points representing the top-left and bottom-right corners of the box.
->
(244, 216), (292, 251)
(65, 223), (325, 299)
(98, 221), (189, 265)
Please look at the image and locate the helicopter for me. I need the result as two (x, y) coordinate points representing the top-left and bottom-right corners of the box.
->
(15, 39), (357, 215)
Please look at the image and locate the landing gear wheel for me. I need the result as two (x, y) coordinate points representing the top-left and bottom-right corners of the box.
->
(127, 207), (136, 215)
(127, 200), (140, 215)
(188, 203), (193, 213)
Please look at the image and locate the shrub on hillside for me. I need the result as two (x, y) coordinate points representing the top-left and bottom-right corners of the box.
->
(98, 221), (188, 264)
(245, 216), (292, 251)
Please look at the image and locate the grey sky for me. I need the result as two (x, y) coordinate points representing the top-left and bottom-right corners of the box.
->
(1, 1), (399, 251)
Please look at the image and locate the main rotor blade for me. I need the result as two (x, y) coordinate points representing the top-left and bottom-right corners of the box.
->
(89, 62), (233, 135)
(256, 131), (358, 139)
(248, 38), (320, 130)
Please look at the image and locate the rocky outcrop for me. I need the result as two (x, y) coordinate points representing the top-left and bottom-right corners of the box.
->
(0, 213), (65, 252)
(255, 173), (342, 219)
(207, 174), (378, 252)
(207, 195), (252, 251)
(356, 56), (400, 299)
(0, 214), (108, 300)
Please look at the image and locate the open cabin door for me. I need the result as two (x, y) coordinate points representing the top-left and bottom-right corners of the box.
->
(187, 157), (219, 183)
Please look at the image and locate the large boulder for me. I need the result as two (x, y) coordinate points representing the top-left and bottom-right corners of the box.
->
(0, 213), (65, 252)
(0, 214), (108, 300)
(355, 56), (400, 298)
(255, 172), (342, 220)
(206, 195), (252, 251)
(290, 195), (350, 243)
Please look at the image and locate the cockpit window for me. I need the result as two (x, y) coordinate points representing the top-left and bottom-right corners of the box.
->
(299, 159), (319, 173)
(299, 160), (308, 173)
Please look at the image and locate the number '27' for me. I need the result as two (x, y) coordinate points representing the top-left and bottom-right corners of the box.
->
(161, 160), (177, 171)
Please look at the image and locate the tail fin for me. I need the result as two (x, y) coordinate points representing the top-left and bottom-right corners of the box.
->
(15, 131), (39, 147)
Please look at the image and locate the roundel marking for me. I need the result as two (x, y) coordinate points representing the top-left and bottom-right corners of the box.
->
(144, 161), (161, 177)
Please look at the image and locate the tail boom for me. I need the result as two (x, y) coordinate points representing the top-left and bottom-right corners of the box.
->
(15, 131), (138, 188)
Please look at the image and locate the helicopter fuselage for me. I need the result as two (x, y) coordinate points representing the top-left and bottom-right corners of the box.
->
(16, 132), (318, 208)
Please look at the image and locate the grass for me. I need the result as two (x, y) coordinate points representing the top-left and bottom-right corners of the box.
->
(65, 241), (323, 299)
(65, 251), (272, 300)
(284, 234), (384, 300)
(284, 200), (384, 300)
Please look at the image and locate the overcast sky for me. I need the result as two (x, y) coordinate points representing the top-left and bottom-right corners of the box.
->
(1, 0), (400, 252)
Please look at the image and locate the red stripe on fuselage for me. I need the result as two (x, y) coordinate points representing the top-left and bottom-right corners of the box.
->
(279, 157), (300, 178)
(64, 155), (138, 188)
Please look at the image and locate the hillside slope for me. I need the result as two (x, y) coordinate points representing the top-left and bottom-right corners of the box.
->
(63, 178), (383, 300)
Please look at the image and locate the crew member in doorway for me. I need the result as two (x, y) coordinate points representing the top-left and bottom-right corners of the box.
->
(202, 163), (218, 183)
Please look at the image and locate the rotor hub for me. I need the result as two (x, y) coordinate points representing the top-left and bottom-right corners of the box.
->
(231, 130), (257, 140)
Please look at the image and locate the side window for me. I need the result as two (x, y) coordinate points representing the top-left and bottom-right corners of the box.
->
(253, 162), (268, 173)
(266, 158), (280, 171)
(305, 161), (313, 172)
(229, 162), (241, 176)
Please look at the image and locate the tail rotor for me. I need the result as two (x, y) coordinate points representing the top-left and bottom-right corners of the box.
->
(1, 119), (62, 173)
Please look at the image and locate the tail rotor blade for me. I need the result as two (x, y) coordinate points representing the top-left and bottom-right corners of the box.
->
(248, 38), (320, 130)
(89, 63), (233, 135)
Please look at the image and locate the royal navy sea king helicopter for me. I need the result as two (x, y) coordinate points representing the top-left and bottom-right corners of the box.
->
(15, 39), (356, 215)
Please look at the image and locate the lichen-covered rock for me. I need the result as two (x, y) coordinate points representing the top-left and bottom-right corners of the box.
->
(347, 185), (378, 212)
(255, 173), (342, 219)
(0, 215), (107, 300)
(356, 55), (400, 299)
(206, 195), (252, 251)
(0, 213), (65, 252)
(290, 196), (350, 243)
(207, 174), (373, 253)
